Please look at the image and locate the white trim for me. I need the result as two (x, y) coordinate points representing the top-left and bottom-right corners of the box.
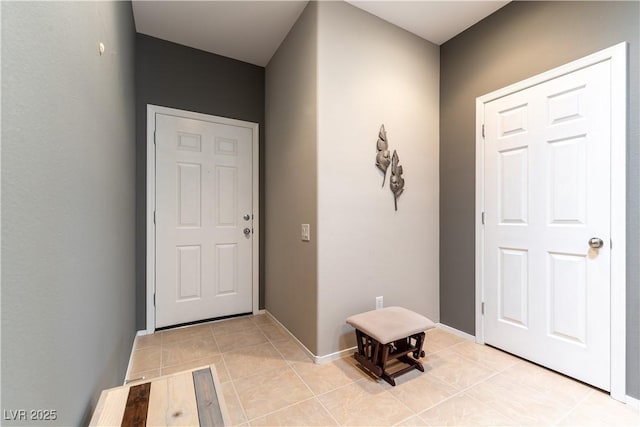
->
(123, 330), (152, 384)
(123, 355), (134, 386)
(122, 330), (142, 385)
(264, 311), (355, 364)
(475, 43), (627, 399)
(146, 107), (156, 335)
(265, 311), (316, 362)
(146, 104), (260, 334)
(626, 395), (640, 411)
(475, 98), (486, 345)
(436, 323), (475, 341)
(0, 2), (3, 412)
(315, 347), (357, 364)
(607, 42), (627, 403)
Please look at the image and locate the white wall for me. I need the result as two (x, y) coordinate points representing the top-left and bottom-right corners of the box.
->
(316, 1), (440, 355)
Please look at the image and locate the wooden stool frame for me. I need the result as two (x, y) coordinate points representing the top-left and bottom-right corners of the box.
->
(353, 329), (426, 386)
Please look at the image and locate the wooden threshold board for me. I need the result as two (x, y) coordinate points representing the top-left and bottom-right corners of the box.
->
(89, 364), (230, 426)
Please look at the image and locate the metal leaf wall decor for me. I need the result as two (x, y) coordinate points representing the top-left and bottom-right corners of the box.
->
(374, 124), (405, 211)
(375, 124), (391, 187)
(390, 150), (405, 211)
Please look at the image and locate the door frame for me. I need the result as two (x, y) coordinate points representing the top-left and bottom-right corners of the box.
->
(475, 43), (627, 400)
(146, 104), (260, 334)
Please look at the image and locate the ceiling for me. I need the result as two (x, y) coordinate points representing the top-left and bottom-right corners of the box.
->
(132, 1), (510, 67)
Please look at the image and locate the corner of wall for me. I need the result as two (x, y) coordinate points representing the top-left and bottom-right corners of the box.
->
(265, 1), (319, 355)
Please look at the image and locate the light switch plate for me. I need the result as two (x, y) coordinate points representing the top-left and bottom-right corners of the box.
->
(301, 224), (310, 241)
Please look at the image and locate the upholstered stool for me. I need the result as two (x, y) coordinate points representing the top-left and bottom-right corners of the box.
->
(346, 306), (435, 386)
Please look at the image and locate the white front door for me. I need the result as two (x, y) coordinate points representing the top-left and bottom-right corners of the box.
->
(155, 113), (254, 328)
(483, 60), (611, 390)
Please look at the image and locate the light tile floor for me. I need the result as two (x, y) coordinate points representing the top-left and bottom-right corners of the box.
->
(128, 315), (639, 426)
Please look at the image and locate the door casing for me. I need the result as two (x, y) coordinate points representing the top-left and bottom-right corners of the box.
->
(475, 42), (627, 401)
(146, 104), (260, 333)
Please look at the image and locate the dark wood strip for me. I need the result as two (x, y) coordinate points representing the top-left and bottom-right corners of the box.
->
(193, 368), (224, 427)
(121, 382), (151, 427)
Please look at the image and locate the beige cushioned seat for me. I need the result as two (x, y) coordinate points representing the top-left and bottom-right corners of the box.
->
(346, 306), (435, 344)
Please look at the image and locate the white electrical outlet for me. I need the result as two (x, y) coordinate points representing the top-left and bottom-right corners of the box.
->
(376, 296), (383, 310)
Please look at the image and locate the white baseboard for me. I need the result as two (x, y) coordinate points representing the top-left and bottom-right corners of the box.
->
(264, 311), (355, 364)
(436, 323), (476, 341)
(626, 395), (640, 410)
(264, 311), (317, 362)
(123, 330), (147, 384)
(265, 313), (480, 364)
(256, 309), (266, 315)
(314, 347), (357, 364)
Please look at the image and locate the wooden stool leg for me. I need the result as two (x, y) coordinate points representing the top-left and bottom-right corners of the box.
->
(353, 330), (383, 377)
(413, 332), (426, 358)
(352, 330), (429, 386)
(379, 343), (396, 386)
(355, 329), (365, 356)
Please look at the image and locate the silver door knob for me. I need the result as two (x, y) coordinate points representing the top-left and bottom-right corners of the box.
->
(243, 214), (251, 221)
(243, 227), (251, 236)
(589, 237), (604, 248)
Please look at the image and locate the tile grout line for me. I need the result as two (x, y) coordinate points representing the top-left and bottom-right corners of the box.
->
(235, 352), (319, 424)
(242, 395), (323, 425)
(241, 342), (342, 426)
(406, 362), (506, 418)
(204, 324), (240, 411)
(383, 385), (423, 425)
(250, 350), (354, 424)
(445, 340), (526, 373)
(239, 374), (382, 426)
(289, 360), (317, 397)
(159, 330), (165, 375)
(224, 317), (301, 425)
(552, 389), (595, 426)
(447, 363), (583, 426)
(220, 322), (252, 426)
(314, 395), (342, 426)
(313, 377), (370, 401)
(228, 376), (250, 426)
(463, 388), (519, 425)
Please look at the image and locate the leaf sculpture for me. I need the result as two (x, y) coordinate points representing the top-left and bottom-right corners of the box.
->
(390, 150), (405, 211)
(375, 124), (391, 187)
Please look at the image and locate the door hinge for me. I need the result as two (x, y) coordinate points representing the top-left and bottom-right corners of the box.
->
(481, 211), (485, 225)
(482, 124), (485, 138)
(153, 293), (156, 307)
(153, 130), (157, 145)
(153, 211), (156, 225)
(481, 302), (485, 315)
(610, 238), (613, 249)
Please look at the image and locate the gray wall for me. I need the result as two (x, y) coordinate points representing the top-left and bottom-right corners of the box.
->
(2, 2), (137, 425)
(265, 2), (319, 354)
(439, 1), (639, 397)
(135, 34), (265, 330)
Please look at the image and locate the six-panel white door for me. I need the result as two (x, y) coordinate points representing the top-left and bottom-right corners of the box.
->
(155, 113), (254, 328)
(483, 61), (611, 390)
